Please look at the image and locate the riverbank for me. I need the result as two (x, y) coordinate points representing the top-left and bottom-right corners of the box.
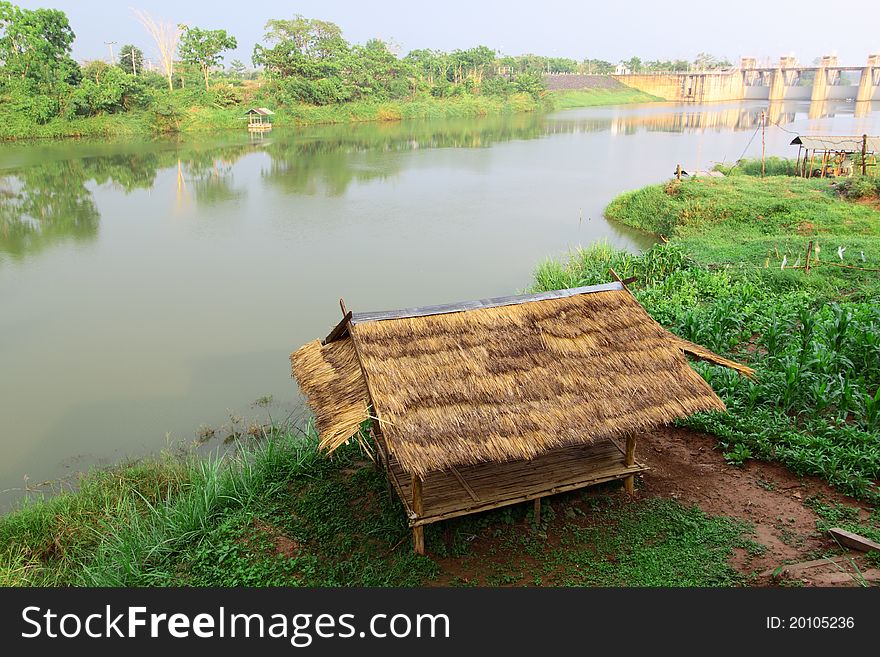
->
(0, 87), (657, 141)
(0, 426), (763, 587)
(4, 165), (879, 588)
(537, 170), (880, 502)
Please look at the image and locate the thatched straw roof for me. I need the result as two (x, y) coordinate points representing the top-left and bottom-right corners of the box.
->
(291, 282), (749, 478)
(290, 337), (370, 454)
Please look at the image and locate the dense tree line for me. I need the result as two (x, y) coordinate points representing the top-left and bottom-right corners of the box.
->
(0, 1), (734, 130)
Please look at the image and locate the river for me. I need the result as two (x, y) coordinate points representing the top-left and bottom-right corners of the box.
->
(1, 99), (878, 504)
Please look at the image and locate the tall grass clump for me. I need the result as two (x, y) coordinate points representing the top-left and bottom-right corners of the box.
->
(79, 430), (322, 586)
(0, 457), (191, 586)
(714, 157), (797, 177)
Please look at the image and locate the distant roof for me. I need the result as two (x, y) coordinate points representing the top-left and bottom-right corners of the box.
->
(245, 107), (275, 115)
(790, 135), (880, 152)
(291, 282), (754, 477)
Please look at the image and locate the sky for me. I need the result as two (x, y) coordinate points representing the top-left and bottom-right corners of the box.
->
(16, 0), (880, 68)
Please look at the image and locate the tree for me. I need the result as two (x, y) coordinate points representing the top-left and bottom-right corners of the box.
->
(133, 8), (181, 91)
(0, 1), (77, 86)
(252, 15), (349, 80)
(621, 56), (642, 73)
(345, 39), (413, 100)
(228, 58), (245, 78)
(179, 26), (237, 91)
(693, 52), (731, 70)
(117, 44), (143, 75)
(547, 57), (577, 73)
(81, 59), (109, 84)
(580, 59), (614, 75)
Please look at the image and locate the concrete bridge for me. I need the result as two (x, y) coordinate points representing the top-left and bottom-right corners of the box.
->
(612, 55), (880, 107)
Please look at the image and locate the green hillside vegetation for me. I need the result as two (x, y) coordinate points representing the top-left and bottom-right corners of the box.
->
(0, 3), (663, 140)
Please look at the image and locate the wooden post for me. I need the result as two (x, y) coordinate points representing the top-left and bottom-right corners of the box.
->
(624, 434), (637, 496)
(676, 164), (682, 181)
(804, 240), (813, 274)
(533, 498), (541, 525)
(411, 474), (425, 555)
(862, 134), (869, 176)
(820, 151), (828, 178)
(795, 145), (802, 177)
(808, 150), (815, 178)
(761, 111), (766, 178)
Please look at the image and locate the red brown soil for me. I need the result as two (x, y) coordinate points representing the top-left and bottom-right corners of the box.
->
(431, 427), (878, 587)
(639, 427), (876, 586)
(250, 519), (301, 558)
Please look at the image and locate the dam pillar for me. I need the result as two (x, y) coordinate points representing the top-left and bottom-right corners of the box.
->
(768, 68), (786, 101)
(856, 54), (880, 103)
(769, 56), (797, 102)
(811, 55), (838, 103)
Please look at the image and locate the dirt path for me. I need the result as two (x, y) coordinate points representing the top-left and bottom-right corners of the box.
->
(640, 427), (877, 586)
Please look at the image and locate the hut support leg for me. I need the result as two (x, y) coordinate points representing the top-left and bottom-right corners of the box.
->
(624, 434), (637, 496)
(534, 498), (541, 525)
(412, 475), (425, 555)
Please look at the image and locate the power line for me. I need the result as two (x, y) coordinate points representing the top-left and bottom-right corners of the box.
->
(732, 124), (762, 165)
(768, 117), (799, 135)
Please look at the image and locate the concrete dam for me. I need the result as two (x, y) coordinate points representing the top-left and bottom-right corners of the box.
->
(546, 55), (880, 109)
(613, 55), (880, 105)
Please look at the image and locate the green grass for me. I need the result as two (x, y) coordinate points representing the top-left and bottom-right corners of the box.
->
(1, 427), (757, 587)
(0, 85), (665, 141)
(548, 87), (661, 109)
(0, 94), (545, 141)
(536, 175), (880, 501)
(435, 493), (755, 586)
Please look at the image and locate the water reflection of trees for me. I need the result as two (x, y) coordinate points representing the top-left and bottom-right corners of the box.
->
(0, 143), (253, 259)
(0, 160), (100, 258)
(259, 114), (548, 196)
(2, 101), (870, 259)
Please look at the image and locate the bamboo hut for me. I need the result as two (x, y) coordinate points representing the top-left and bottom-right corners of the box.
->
(291, 281), (753, 554)
(791, 134), (879, 178)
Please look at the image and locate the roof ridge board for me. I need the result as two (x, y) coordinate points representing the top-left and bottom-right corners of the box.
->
(350, 282), (625, 324)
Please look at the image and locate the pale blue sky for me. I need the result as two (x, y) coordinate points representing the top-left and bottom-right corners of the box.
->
(17, 0), (880, 67)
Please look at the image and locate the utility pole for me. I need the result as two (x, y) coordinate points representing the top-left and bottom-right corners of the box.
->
(761, 110), (766, 178)
(121, 50), (138, 75)
(105, 40), (117, 65)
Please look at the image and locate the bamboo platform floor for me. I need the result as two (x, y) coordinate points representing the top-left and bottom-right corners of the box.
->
(380, 439), (648, 527)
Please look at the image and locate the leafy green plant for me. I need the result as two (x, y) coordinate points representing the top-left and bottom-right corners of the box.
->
(723, 443), (753, 466)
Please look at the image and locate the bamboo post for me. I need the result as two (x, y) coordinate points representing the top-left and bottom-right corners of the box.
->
(804, 240), (813, 274)
(533, 498), (541, 525)
(411, 474), (425, 555)
(808, 150), (815, 178)
(795, 145), (802, 177)
(624, 434), (636, 496)
(761, 111), (766, 178)
(863, 134), (868, 176)
(820, 151), (828, 178)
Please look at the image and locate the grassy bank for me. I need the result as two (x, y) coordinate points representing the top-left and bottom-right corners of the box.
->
(1, 426), (758, 587)
(548, 87), (662, 109)
(0, 94), (545, 141)
(0, 86), (663, 141)
(536, 169), (880, 501)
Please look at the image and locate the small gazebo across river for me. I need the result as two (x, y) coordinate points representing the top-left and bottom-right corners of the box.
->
(245, 108), (275, 132)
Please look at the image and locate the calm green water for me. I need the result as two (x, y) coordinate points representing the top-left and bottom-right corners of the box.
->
(1, 100), (878, 503)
